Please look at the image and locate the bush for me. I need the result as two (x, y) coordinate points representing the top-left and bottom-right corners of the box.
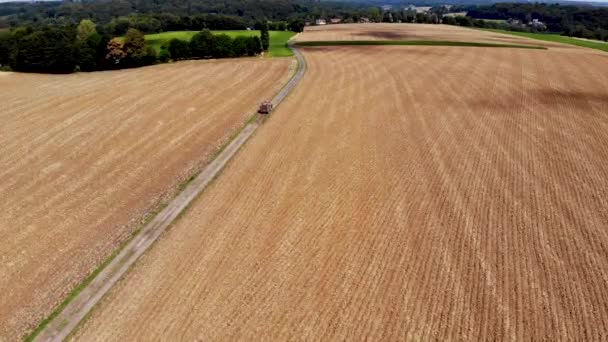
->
(168, 38), (190, 60)
(246, 36), (262, 56)
(232, 36), (248, 56)
(159, 46), (171, 62)
(142, 46), (157, 65)
(189, 29), (213, 58)
(211, 34), (234, 58)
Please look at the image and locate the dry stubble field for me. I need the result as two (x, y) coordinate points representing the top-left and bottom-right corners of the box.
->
(75, 25), (608, 341)
(0, 58), (293, 340)
(296, 23), (583, 51)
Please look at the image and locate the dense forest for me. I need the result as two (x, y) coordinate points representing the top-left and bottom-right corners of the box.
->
(0, 0), (372, 28)
(0, 18), (273, 73)
(463, 3), (608, 40)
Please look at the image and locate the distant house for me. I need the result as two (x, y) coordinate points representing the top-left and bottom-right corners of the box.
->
(305, 21), (312, 26)
(530, 19), (543, 26)
(329, 18), (342, 24)
(360, 17), (371, 23)
(530, 18), (546, 30)
(315, 19), (327, 25)
(415, 6), (432, 13)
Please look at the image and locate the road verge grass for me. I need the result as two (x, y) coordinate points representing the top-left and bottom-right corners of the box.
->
(294, 40), (546, 49)
(23, 202), (164, 341)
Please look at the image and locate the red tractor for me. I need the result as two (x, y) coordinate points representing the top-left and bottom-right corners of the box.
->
(258, 100), (273, 114)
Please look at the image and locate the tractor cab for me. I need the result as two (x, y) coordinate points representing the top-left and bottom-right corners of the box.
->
(258, 101), (273, 114)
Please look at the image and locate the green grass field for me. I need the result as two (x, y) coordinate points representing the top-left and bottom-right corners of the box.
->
(143, 30), (296, 57)
(481, 29), (608, 53)
(482, 19), (508, 24)
(295, 40), (546, 49)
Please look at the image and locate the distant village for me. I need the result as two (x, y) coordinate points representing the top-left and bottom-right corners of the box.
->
(307, 5), (433, 26)
(307, 4), (546, 31)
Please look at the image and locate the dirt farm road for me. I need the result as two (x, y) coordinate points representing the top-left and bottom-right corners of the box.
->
(34, 44), (307, 342)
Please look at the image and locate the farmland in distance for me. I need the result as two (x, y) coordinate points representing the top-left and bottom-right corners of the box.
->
(295, 23), (583, 50)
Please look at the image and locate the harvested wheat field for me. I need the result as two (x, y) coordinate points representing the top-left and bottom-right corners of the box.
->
(0, 58), (293, 340)
(297, 23), (577, 50)
(74, 39), (608, 340)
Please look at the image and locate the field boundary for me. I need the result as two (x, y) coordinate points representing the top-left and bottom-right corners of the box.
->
(294, 40), (546, 49)
(478, 28), (608, 53)
(31, 43), (307, 342)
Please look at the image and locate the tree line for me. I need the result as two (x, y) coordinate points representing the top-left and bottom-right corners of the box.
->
(362, 4), (608, 41)
(162, 23), (268, 61)
(0, 20), (272, 74)
(462, 3), (608, 41)
(103, 13), (304, 36)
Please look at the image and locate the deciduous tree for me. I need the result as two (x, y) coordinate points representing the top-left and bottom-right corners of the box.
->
(123, 28), (147, 60)
(106, 38), (126, 65)
(211, 33), (234, 58)
(76, 19), (97, 43)
(78, 32), (101, 71)
(0, 31), (14, 67)
(260, 21), (270, 51)
(11, 27), (76, 73)
(189, 29), (213, 58)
